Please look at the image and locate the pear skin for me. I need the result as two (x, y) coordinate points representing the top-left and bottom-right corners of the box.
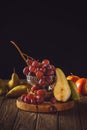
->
(8, 72), (20, 90)
(53, 68), (71, 102)
(68, 80), (80, 100)
(6, 85), (28, 98)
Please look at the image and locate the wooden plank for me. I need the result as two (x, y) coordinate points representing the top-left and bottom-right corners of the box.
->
(0, 96), (5, 108)
(78, 100), (87, 130)
(12, 110), (37, 130)
(0, 98), (18, 130)
(58, 102), (82, 130)
(36, 112), (58, 130)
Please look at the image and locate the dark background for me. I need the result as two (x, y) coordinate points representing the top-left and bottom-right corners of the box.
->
(0, 2), (87, 79)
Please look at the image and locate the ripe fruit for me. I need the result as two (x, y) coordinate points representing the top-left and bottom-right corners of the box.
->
(67, 74), (80, 83)
(6, 85), (28, 98)
(38, 78), (45, 86)
(26, 93), (36, 104)
(21, 93), (27, 101)
(50, 97), (57, 104)
(26, 59), (33, 66)
(23, 66), (29, 75)
(32, 60), (39, 67)
(8, 71), (20, 90)
(53, 68), (71, 102)
(36, 89), (46, 97)
(36, 71), (44, 78)
(24, 58), (56, 86)
(42, 59), (50, 66)
(29, 66), (36, 73)
(36, 95), (44, 104)
(45, 75), (54, 84)
(68, 80), (80, 100)
(31, 84), (41, 92)
(75, 78), (87, 95)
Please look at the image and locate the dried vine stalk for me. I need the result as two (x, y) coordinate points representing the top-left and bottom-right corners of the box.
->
(10, 41), (34, 64)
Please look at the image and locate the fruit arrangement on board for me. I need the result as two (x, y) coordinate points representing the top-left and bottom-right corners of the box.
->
(0, 41), (87, 112)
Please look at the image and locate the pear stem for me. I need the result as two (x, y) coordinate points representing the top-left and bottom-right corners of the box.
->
(70, 73), (73, 75)
(13, 68), (15, 73)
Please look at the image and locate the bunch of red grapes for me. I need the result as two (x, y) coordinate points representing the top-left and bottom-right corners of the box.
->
(23, 59), (56, 86)
(21, 85), (57, 104)
(21, 59), (57, 104)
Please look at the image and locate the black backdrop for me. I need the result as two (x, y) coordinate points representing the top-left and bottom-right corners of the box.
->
(0, 2), (87, 79)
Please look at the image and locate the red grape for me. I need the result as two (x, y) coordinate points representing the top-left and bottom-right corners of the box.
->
(32, 60), (39, 67)
(38, 78), (46, 86)
(50, 97), (57, 104)
(26, 93), (36, 104)
(30, 97), (37, 104)
(45, 75), (54, 84)
(42, 59), (50, 66)
(23, 66), (29, 75)
(39, 67), (46, 73)
(46, 64), (55, 70)
(45, 69), (55, 76)
(36, 95), (44, 104)
(50, 65), (55, 71)
(29, 66), (36, 73)
(23, 96), (31, 103)
(36, 70), (44, 78)
(36, 89), (46, 97)
(27, 93), (34, 100)
(21, 94), (27, 101)
(31, 84), (41, 92)
(26, 59), (33, 65)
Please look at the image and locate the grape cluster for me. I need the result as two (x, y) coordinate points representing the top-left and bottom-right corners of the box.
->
(21, 58), (57, 104)
(10, 41), (57, 104)
(21, 84), (57, 104)
(23, 59), (56, 86)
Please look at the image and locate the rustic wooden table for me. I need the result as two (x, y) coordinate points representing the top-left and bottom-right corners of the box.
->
(0, 96), (87, 130)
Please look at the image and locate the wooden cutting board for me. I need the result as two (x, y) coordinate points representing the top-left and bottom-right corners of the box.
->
(16, 98), (75, 113)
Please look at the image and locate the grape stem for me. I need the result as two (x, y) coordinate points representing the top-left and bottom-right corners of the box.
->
(10, 41), (34, 64)
(23, 53), (34, 61)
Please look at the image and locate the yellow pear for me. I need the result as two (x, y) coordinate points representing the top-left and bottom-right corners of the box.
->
(53, 68), (71, 102)
(8, 70), (20, 90)
(6, 85), (28, 98)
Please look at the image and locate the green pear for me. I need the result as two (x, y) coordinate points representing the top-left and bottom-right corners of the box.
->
(8, 71), (20, 90)
(68, 80), (80, 100)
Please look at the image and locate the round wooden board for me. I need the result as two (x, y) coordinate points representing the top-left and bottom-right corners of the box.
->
(16, 98), (75, 113)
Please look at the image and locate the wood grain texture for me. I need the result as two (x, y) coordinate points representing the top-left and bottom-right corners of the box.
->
(0, 98), (18, 130)
(12, 110), (37, 130)
(36, 113), (58, 130)
(0, 95), (87, 130)
(78, 101), (87, 130)
(0, 96), (4, 108)
(58, 103), (82, 130)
